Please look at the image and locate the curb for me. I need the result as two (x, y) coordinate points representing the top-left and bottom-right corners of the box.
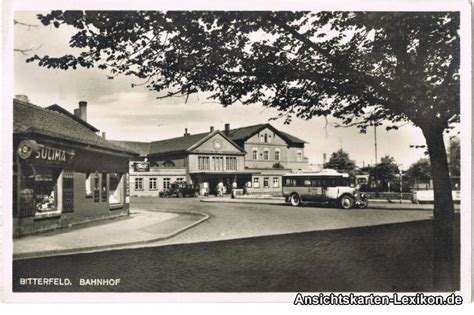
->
(13, 210), (210, 261)
(200, 198), (437, 211)
(201, 198), (286, 205)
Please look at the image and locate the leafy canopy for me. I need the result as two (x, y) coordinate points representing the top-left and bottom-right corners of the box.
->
(405, 158), (432, 184)
(27, 11), (460, 133)
(323, 149), (356, 173)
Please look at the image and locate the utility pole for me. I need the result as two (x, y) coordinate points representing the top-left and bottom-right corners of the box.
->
(374, 123), (379, 197)
(399, 166), (403, 204)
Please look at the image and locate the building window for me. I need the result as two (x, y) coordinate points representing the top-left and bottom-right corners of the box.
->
(273, 177), (279, 188)
(109, 173), (122, 205)
(253, 177), (260, 188)
(94, 173), (100, 202)
(163, 178), (171, 189)
(21, 168), (62, 214)
(263, 177), (269, 188)
(198, 156), (210, 170)
(149, 177), (158, 190)
(264, 134), (268, 143)
(275, 150), (280, 161)
(135, 178), (143, 191)
(85, 173), (92, 197)
(212, 156), (224, 171)
(263, 149), (269, 160)
(176, 178), (184, 183)
(226, 157), (237, 170)
(252, 149), (258, 160)
(101, 173), (107, 202)
(297, 151), (303, 161)
(260, 134), (264, 142)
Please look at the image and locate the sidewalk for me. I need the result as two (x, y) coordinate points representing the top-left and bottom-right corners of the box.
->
(201, 196), (460, 211)
(13, 209), (209, 260)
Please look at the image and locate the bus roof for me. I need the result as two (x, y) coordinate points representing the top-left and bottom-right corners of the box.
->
(283, 169), (350, 177)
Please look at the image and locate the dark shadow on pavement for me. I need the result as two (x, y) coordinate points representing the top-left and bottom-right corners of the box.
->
(13, 215), (460, 293)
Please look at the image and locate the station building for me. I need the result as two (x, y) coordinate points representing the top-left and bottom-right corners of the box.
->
(13, 97), (137, 237)
(112, 123), (309, 197)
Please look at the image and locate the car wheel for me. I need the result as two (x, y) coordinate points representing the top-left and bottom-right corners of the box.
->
(290, 193), (301, 206)
(177, 192), (183, 198)
(339, 195), (354, 209)
(358, 197), (369, 209)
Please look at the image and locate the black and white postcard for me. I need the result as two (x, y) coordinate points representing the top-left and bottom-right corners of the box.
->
(2, 0), (472, 305)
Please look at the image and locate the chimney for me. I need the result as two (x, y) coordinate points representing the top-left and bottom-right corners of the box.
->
(323, 153), (327, 165)
(102, 132), (106, 139)
(224, 123), (230, 136)
(210, 126), (214, 132)
(74, 101), (87, 121)
(184, 128), (190, 136)
(15, 95), (30, 103)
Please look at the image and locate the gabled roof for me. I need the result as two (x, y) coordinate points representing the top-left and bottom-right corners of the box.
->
(47, 104), (100, 132)
(227, 123), (307, 144)
(147, 130), (244, 155)
(148, 132), (209, 155)
(187, 130), (246, 153)
(111, 123), (307, 156)
(13, 99), (137, 156)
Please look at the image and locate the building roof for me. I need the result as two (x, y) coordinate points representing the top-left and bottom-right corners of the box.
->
(13, 99), (137, 156)
(112, 123), (307, 156)
(46, 104), (100, 132)
(226, 123), (307, 144)
(109, 140), (151, 156)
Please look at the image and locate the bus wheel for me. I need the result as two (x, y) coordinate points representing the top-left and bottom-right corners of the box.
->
(339, 195), (354, 209)
(358, 197), (369, 209)
(290, 193), (301, 206)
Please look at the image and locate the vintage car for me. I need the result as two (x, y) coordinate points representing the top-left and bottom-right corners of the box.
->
(159, 182), (200, 198)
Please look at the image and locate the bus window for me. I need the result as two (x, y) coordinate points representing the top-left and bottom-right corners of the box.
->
(304, 179), (311, 186)
(311, 179), (320, 187)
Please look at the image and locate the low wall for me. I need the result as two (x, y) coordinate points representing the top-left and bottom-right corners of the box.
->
(413, 190), (461, 204)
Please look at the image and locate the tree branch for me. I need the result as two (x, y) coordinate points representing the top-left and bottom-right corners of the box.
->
(14, 44), (43, 56)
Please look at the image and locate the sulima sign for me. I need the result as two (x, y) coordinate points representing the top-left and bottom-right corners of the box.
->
(17, 140), (73, 163)
(36, 144), (67, 162)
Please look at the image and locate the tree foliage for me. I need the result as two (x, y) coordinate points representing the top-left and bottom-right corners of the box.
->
(376, 155), (400, 184)
(447, 137), (460, 177)
(404, 158), (432, 185)
(323, 149), (356, 173)
(21, 9), (461, 290)
(26, 11), (459, 132)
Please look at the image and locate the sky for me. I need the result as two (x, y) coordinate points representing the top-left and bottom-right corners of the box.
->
(12, 11), (458, 169)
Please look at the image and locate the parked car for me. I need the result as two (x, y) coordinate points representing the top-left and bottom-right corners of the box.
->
(160, 182), (199, 198)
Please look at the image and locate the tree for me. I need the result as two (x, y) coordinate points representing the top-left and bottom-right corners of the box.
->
(24, 11), (460, 290)
(375, 155), (399, 191)
(323, 149), (356, 173)
(404, 158), (432, 188)
(448, 137), (460, 177)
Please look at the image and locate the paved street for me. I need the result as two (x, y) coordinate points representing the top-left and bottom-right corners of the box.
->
(13, 197), (459, 292)
(129, 196), (433, 248)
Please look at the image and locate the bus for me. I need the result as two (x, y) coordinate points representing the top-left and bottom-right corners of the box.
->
(282, 169), (368, 209)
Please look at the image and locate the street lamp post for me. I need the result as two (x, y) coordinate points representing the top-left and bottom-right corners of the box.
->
(374, 123), (379, 197)
(398, 164), (403, 204)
